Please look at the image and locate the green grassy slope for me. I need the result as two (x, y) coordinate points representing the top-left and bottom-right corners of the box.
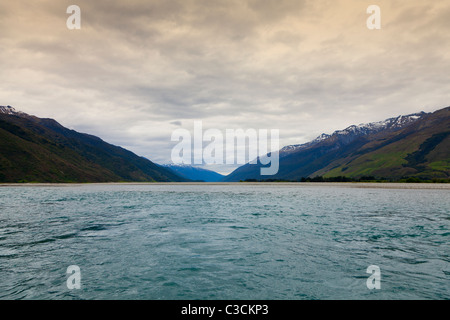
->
(0, 113), (186, 183)
(222, 106), (449, 181)
(315, 107), (450, 179)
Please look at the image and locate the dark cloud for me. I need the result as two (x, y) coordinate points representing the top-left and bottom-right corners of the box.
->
(170, 120), (182, 126)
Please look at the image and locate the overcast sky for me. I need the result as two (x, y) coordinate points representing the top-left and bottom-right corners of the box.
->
(1, 0), (450, 174)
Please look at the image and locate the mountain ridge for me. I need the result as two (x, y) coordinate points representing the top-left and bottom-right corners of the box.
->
(2, 105), (448, 183)
(0, 106), (187, 183)
(222, 106), (450, 181)
(161, 164), (224, 182)
(279, 111), (426, 156)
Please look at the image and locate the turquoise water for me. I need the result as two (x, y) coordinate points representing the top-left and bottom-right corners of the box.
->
(0, 184), (449, 300)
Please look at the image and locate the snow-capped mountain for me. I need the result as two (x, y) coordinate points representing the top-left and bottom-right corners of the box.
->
(0, 105), (25, 115)
(280, 112), (426, 155)
(280, 133), (331, 154)
(333, 112), (426, 136)
(222, 106), (450, 182)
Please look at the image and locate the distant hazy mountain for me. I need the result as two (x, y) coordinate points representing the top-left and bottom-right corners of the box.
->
(162, 164), (224, 182)
(0, 105), (187, 183)
(222, 106), (450, 181)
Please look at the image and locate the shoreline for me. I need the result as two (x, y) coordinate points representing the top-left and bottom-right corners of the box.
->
(1, 182), (449, 189)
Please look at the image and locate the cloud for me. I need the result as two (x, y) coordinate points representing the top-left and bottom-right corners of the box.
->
(1, 0), (449, 174)
(170, 120), (182, 126)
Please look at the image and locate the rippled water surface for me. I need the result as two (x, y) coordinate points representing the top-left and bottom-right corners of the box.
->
(0, 184), (449, 299)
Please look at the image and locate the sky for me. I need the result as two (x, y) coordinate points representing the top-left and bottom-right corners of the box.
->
(1, 0), (450, 174)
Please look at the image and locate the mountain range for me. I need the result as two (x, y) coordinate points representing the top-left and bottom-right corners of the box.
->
(161, 164), (224, 182)
(0, 106), (187, 183)
(1, 105), (449, 183)
(223, 106), (450, 181)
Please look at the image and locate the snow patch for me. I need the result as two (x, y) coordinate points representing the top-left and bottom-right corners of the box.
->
(279, 112), (425, 154)
(0, 105), (26, 116)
